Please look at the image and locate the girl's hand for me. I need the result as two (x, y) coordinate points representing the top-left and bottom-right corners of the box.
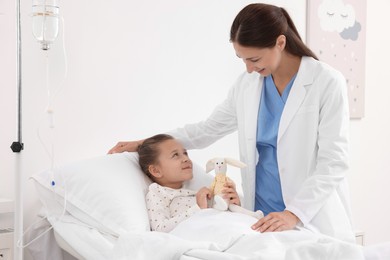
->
(222, 181), (241, 206)
(251, 210), (299, 232)
(108, 140), (144, 154)
(196, 187), (212, 209)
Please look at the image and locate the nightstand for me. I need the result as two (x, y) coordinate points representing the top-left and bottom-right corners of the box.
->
(355, 230), (365, 246)
(0, 198), (14, 260)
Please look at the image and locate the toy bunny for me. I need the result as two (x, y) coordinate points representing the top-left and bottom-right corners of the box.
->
(206, 157), (264, 219)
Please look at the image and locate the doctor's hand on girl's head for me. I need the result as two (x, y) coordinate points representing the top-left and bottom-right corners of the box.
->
(108, 140), (144, 154)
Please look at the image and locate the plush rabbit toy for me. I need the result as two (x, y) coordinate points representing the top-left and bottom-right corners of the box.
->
(206, 157), (264, 219)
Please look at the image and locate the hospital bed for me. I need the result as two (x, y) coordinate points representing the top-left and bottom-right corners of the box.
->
(29, 152), (390, 260)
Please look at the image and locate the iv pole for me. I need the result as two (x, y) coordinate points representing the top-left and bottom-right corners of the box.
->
(10, 1), (60, 257)
(10, 0), (24, 259)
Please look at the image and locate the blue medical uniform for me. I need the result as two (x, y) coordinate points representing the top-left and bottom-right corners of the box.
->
(255, 75), (296, 216)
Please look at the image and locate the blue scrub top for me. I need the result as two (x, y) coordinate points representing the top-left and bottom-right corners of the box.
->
(255, 74), (296, 216)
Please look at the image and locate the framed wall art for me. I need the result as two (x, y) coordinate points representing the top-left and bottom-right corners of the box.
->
(306, 0), (367, 118)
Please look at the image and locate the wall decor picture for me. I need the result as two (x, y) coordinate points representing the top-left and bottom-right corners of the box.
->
(307, 0), (366, 118)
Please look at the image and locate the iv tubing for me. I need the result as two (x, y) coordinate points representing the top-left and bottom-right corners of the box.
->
(18, 14), (68, 249)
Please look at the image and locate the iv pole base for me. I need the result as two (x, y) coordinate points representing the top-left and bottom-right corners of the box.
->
(11, 142), (24, 153)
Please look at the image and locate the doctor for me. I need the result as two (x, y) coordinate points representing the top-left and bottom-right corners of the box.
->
(109, 3), (355, 242)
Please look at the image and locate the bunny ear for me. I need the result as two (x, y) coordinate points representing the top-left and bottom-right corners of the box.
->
(225, 158), (247, 169)
(206, 158), (216, 173)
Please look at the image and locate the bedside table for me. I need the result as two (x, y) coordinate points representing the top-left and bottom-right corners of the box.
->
(355, 230), (365, 246)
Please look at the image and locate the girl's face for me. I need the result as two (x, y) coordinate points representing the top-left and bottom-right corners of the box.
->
(233, 35), (285, 76)
(150, 139), (193, 189)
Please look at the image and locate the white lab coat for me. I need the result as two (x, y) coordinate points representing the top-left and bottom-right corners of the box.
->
(171, 56), (355, 242)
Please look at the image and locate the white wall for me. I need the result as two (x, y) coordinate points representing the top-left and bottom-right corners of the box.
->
(0, 1), (388, 258)
(347, 0), (390, 245)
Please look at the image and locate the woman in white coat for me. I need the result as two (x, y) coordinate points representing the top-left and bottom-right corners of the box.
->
(109, 3), (355, 242)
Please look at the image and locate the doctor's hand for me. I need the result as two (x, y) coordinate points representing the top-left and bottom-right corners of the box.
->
(251, 210), (299, 232)
(222, 181), (241, 206)
(108, 140), (144, 154)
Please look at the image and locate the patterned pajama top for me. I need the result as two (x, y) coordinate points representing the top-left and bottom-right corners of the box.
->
(146, 183), (201, 232)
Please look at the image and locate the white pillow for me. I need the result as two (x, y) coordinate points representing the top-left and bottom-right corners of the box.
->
(32, 152), (213, 237)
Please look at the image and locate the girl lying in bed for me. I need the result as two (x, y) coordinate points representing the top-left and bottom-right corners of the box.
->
(138, 134), (262, 232)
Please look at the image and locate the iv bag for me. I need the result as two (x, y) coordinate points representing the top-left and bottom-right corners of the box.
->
(32, 0), (59, 50)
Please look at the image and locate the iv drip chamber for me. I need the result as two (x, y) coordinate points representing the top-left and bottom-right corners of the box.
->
(32, 0), (59, 50)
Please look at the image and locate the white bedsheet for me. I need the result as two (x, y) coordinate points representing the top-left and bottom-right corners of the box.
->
(113, 209), (366, 260)
(49, 215), (116, 260)
(51, 209), (389, 260)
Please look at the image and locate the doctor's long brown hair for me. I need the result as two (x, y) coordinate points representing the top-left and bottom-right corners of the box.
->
(230, 3), (318, 60)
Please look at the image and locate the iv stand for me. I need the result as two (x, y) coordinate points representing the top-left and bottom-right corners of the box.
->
(10, 0), (24, 259)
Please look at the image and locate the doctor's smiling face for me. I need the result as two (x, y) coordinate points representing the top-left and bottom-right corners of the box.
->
(233, 35), (286, 76)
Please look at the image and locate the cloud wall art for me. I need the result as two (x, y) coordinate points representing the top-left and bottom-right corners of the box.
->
(307, 0), (366, 118)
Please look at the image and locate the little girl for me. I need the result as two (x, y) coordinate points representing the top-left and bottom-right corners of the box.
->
(138, 134), (261, 232)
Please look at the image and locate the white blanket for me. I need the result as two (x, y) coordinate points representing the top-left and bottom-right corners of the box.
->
(49, 209), (390, 260)
(112, 209), (366, 260)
